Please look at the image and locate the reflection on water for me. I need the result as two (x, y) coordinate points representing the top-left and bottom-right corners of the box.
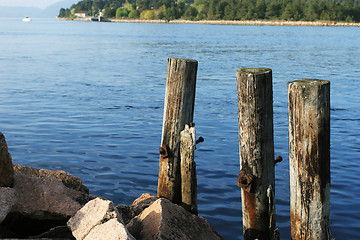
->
(0, 19), (359, 239)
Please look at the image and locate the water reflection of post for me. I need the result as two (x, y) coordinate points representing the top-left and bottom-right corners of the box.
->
(236, 68), (279, 240)
(288, 79), (331, 240)
(157, 58), (198, 207)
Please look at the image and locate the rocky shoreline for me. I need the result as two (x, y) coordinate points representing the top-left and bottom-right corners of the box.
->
(0, 132), (223, 239)
(56, 17), (360, 27)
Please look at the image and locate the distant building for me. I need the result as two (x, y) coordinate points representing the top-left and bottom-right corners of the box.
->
(75, 11), (88, 18)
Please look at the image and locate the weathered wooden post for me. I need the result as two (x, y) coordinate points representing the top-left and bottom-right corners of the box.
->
(180, 123), (198, 215)
(236, 68), (278, 240)
(288, 79), (330, 240)
(157, 58), (198, 205)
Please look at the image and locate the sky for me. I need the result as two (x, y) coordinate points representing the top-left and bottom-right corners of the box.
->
(0, 0), (77, 9)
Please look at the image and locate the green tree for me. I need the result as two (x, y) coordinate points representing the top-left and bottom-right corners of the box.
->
(58, 8), (66, 17)
(266, 0), (282, 19)
(128, 9), (139, 18)
(304, 1), (319, 21)
(116, 7), (129, 18)
(184, 5), (199, 19)
(281, 2), (295, 20)
(215, 0), (228, 19)
(207, 0), (217, 19)
(124, 2), (135, 11)
(137, 0), (150, 11)
(194, 0), (208, 20)
(235, 1), (248, 20)
(93, 0), (105, 12)
(157, 10), (165, 19)
(223, 0), (237, 20)
(255, 0), (266, 19)
(65, 8), (71, 17)
(140, 9), (155, 19)
(103, 7), (116, 17)
(345, 15), (353, 22)
(320, 10), (330, 20)
(245, 0), (256, 20)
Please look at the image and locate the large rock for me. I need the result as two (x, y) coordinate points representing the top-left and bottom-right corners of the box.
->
(0, 132), (14, 187)
(127, 198), (223, 240)
(84, 218), (135, 240)
(11, 172), (92, 220)
(68, 197), (134, 240)
(0, 169), (93, 239)
(13, 164), (88, 193)
(0, 188), (17, 224)
(117, 193), (158, 224)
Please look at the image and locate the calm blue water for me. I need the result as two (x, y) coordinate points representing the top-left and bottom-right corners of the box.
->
(0, 18), (359, 239)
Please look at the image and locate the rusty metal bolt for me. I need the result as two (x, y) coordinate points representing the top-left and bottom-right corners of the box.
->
(237, 169), (254, 193)
(195, 136), (204, 145)
(274, 156), (283, 164)
(159, 145), (168, 159)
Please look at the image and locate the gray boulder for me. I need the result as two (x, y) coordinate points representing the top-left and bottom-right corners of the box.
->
(11, 172), (90, 220)
(0, 132), (14, 187)
(127, 198), (223, 240)
(0, 166), (93, 239)
(117, 193), (158, 224)
(0, 187), (17, 224)
(84, 218), (135, 240)
(13, 164), (89, 193)
(67, 197), (135, 240)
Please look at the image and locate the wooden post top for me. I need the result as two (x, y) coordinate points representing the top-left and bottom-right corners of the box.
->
(168, 57), (198, 63)
(237, 68), (272, 75)
(288, 79), (330, 86)
(288, 79), (330, 100)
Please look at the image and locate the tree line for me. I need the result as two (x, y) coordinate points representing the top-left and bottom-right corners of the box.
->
(58, 0), (360, 22)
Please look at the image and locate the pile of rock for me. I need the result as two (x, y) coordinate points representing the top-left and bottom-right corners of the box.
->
(67, 194), (223, 240)
(0, 132), (93, 238)
(67, 197), (134, 240)
(0, 131), (223, 239)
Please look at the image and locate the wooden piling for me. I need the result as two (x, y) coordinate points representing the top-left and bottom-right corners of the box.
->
(236, 68), (277, 240)
(157, 58), (198, 204)
(180, 123), (198, 215)
(288, 79), (330, 240)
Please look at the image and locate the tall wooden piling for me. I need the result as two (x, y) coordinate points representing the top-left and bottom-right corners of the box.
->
(236, 68), (277, 240)
(157, 58), (198, 205)
(288, 79), (330, 240)
(180, 123), (198, 215)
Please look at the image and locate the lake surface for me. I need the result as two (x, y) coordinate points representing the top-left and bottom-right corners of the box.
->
(0, 18), (359, 239)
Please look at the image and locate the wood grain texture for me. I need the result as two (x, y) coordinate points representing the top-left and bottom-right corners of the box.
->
(288, 79), (330, 240)
(157, 58), (198, 204)
(236, 68), (276, 239)
(180, 124), (197, 215)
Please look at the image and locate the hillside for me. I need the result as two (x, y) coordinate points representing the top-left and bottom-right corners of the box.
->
(0, 0), (78, 18)
(58, 0), (360, 22)
(38, 0), (80, 18)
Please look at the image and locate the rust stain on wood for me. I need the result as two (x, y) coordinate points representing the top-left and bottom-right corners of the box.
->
(157, 58), (198, 205)
(236, 68), (276, 240)
(237, 169), (255, 193)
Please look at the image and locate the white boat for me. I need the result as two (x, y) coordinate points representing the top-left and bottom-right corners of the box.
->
(22, 17), (31, 22)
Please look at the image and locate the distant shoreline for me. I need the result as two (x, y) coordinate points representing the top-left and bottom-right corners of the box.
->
(56, 17), (360, 27)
